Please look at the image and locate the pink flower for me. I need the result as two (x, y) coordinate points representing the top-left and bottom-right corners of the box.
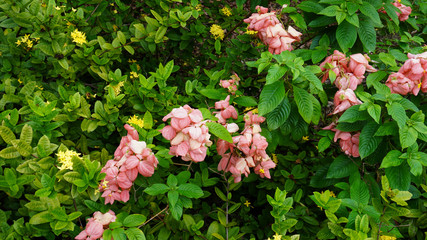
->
(334, 73), (360, 90)
(332, 89), (362, 115)
(319, 50), (349, 83)
(385, 72), (417, 95)
(392, 1), (412, 21)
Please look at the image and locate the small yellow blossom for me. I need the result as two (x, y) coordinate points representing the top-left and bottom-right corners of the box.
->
(16, 39), (22, 46)
(66, 21), (75, 27)
(302, 136), (309, 141)
(127, 115), (144, 128)
(102, 180), (109, 189)
(259, 168), (265, 174)
(220, 7), (232, 16)
(210, 24), (225, 40)
(56, 150), (81, 170)
(418, 82), (422, 88)
(330, 191), (336, 198)
(110, 81), (124, 95)
(71, 29), (87, 45)
(41, 2), (46, 7)
(37, 85), (43, 90)
(273, 233), (282, 240)
(55, 6), (61, 10)
(129, 71), (138, 79)
(94, 189), (99, 194)
(380, 236), (396, 240)
(16, 34), (34, 49)
(245, 29), (258, 35)
(113, 9), (118, 14)
(17, 79), (23, 84)
(128, 59), (137, 63)
(195, 4), (202, 11)
(244, 200), (251, 207)
(251, 108), (258, 114)
(110, 3), (115, 6)
(72, 7), (77, 12)
(272, 154), (278, 164)
(113, 25), (118, 31)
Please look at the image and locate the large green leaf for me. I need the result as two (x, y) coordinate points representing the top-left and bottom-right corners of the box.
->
(266, 98), (291, 130)
(233, 96), (257, 107)
(266, 64), (287, 85)
(144, 183), (169, 195)
(327, 155), (358, 179)
(338, 105), (370, 123)
(359, 122), (382, 159)
(178, 183), (204, 198)
(380, 150), (403, 168)
(350, 178), (370, 204)
(399, 125), (418, 149)
(123, 214), (147, 228)
(298, 1), (324, 13)
(387, 102), (407, 129)
(385, 165), (411, 191)
(358, 18), (376, 52)
(293, 86), (313, 123)
(206, 122), (233, 143)
(359, 2), (382, 25)
(336, 21), (357, 52)
(258, 81), (286, 116)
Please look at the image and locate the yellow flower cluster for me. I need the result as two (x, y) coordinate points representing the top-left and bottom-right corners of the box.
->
(111, 81), (124, 95)
(220, 7), (232, 16)
(129, 71), (138, 79)
(210, 24), (225, 40)
(16, 34), (34, 49)
(71, 29), (87, 45)
(195, 4), (202, 11)
(245, 29), (258, 35)
(380, 236), (396, 240)
(56, 150), (81, 170)
(127, 115), (144, 128)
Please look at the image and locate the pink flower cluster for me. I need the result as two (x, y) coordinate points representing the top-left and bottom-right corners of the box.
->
(215, 96), (275, 182)
(220, 73), (240, 95)
(324, 123), (360, 158)
(320, 50), (377, 114)
(99, 124), (158, 204)
(244, 6), (302, 54)
(392, 1), (412, 21)
(319, 51), (377, 157)
(75, 211), (116, 240)
(386, 52), (427, 95)
(161, 105), (212, 162)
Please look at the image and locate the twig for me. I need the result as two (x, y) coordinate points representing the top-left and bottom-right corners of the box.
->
(73, 196), (83, 228)
(139, 205), (169, 228)
(85, 4), (100, 22)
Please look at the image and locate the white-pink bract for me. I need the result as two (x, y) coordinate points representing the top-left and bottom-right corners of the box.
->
(220, 73), (240, 95)
(244, 6), (301, 54)
(162, 105), (212, 162)
(75, 210), (116, 240)
(323, 122), (360, 158)
(99, 124), (158, 205)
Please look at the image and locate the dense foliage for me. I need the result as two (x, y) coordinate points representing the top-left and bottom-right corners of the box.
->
(0, 0), (426, 239)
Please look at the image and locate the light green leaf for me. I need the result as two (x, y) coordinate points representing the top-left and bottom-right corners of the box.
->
(319, 6), (340, 17)
(125, 228), (146, 240)
(407, 159), (422, 176)
(399, 125), (417, 149)
(379, 52), (397, 67)
(380, 150), (403, 168)
(206, 122), (233, 143)
(123, 214), (147, 228)
(266, 64), (287, 85)
(0, 126), (16, 144)
(178, 183), (204, 198)
(367, 104), (381, 123)
(144, 183), (169, 195)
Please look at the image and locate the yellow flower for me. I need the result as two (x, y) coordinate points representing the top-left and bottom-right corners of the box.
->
(380, 236), (396, 240)
(195, 4), (202, 11)
(273, 233), (282, 240)
(113, 9), (118, 14)
(129, 71), (139, 79)
(16, 39), (22, 46)
(17, 78), (23, 84)
(210, 24), (225, 40)
(41, 2), (46, 7)
(302, 136), (309, 141)
(418, 82), (422, 88)
(128, 59), (137, 63)
(71, 29), (87, 45)
(66, 21), (75, 27)
(251, 108), (258, 114)
(272, 154), (278, 164)
(330, 191), (336, 198)
(245, 29), (258, 35)
(56, 150), (81, 170)
(110, 81), (124, 95)
(55, 6), (61, 10)
(110, 3), (115, 6)
(128, 115), (144, 128)
(244, 200), (251, 207)
(220, 7), (232, 16)
(72, 7), (77, 12)
(113, 25), (118, 31)
(259, 168), (265, 174)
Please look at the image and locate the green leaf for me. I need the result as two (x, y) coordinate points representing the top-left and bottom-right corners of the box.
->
(385, 164), (411, 191)
(319, 6), (340, 17)
(293, 86), (313, 123)
(266, 64), (287, 85)
(29, 211), (52, 224)
(258, 81), (285, 116)
(0, 126), (16, 144)
(178, 183), (204, 198)
(117, 31), (126, 45)
(387, 102), (407, 129)
(384, 3), (399, 25)
(206, 122), (233, 143)
(168, 190), (179, 207)
(336, 21), (357, 52)
(399, 125), (417, 149)
(112, 228), (127, 240)
(350, 178), (370, 204)
(358, 18), (376, 52)
(144, 183), (169, 195)
(11, 139), (32, 157)
(359, 2), (382, 25)
(346, 14), (359, 27)
(380, 150), (403, 168)
(199, 89), (227, 100)
(407, 159), (422, 176)
(390, 191), (412, 206)
(123, 214), (147, 228)
(266, 97), (291, 130)
(143, 111), (153, 129)
(338, 105), (370, 123)
(359, 122), (381, 159)
(233, 96), (257, 107)
(298, 1), (324, 13)
(125, 228), (146, 240)
(318, 137), (331, 152)
(327, 155), (358, 179)
(0, 147), (20, 159)
(379, 52), (397, 67)
(302, 68), (323, 91)
(367, 104), (381, 123)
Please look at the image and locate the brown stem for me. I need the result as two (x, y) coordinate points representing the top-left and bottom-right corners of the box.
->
(139, 205), (169, 228)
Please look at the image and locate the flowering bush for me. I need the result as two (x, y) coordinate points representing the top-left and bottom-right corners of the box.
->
(0, 0), (426, 240)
